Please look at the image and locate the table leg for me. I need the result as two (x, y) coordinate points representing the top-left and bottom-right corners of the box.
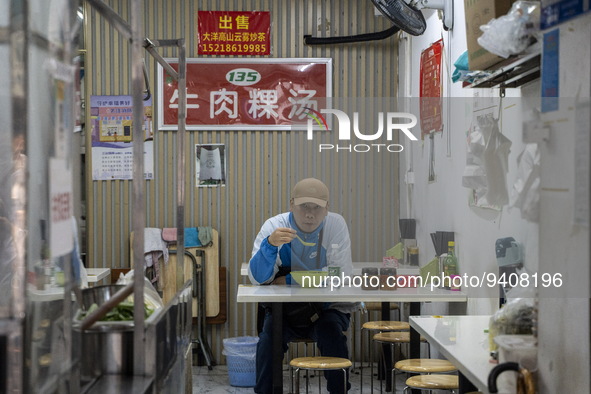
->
(459, 371), (478, 393)
(409, 302), (421, 394)
(409, 302), (420, 358)
(271, 303), (283, 394)
(380, 302), (393, 391)
(381, 302), (391, 320)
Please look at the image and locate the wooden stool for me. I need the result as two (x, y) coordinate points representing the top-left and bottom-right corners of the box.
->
(394, 358), (457, 373)
(372, 332), (427, 393)
(402, 374), (459, 393)
(394, 359), (457, 394)
(365, 302), (400, 320)
(360, 321), (410, 393)
(363, 320), (410, 331)
(287, 338), (317, 393)
(352, 304), (400, 372)
(290, 356), (352, 394)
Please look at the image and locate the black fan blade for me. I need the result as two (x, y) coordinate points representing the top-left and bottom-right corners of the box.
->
(371, 0), (427, 36)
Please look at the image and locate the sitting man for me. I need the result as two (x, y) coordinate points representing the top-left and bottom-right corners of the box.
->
(248, 177), (357, 393)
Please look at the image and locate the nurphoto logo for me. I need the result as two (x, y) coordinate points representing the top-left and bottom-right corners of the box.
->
(305, 108), (418, 153)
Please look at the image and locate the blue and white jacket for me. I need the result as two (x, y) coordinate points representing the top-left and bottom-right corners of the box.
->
(248, 212), (359, 314)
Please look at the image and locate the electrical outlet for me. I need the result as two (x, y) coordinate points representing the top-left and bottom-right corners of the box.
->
(523, 119), (550, 143)
(405, 171), (415, 185)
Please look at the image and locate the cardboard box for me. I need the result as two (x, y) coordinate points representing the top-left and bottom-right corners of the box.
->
(464, 0), (514, 71)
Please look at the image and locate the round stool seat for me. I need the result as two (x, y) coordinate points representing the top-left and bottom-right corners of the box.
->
(365, 302), (399, 311)
(362, 320), (410, 331)
(405, 374), (459, 390)
(373, 331), (426, 343)
(395, 358), (457, 373)
(289, 356), (352, 370)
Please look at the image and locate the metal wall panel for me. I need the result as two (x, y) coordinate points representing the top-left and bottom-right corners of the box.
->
(85, 0), (399, 362)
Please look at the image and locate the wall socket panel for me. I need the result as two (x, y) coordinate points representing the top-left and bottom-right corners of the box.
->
(523, 120), (550, 143)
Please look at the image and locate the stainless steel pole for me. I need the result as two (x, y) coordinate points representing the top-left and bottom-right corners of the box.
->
(130, 0), (146, 376)
(176, 38), (187, 290)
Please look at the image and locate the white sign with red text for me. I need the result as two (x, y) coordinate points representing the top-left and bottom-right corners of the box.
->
(49, 158), (73, 258)
(157, 58), (332, 130)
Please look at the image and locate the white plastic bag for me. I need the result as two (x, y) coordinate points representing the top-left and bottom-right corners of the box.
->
(462, 114), (512, 207)
(477, 1), (540, 58)
(510, 144), (540, 221)
(116, 270), (164, 311)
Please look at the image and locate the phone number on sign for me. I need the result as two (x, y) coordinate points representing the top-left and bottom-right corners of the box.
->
(200, 43), (268, 54)
(423, 272), (563, 290)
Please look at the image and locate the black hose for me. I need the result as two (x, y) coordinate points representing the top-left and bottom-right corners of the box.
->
(142, 61), (151, 101)
(488, 362), (520, 393)
(304, 24), (400, 45)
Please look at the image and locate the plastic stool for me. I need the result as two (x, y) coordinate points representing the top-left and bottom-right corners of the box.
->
(290, 356), (351, 394)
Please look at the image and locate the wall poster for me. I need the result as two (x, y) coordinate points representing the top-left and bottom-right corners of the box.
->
(419, 39), (444, 140)
(541, 0), (589, 29)
(197, 11), (271, 56)
(157, 58), (331, 130)
(90, 95), (154, 180)
(541, 29), (559, 113)
(195, 144), (226, 187)
(49, 159), (73, 258)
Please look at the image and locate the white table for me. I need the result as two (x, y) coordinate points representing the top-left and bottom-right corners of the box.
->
(87, 268), (111, 284)
(237, 284), (466, 303)
(237, 284), (468, 393)
(27, 268), (112, 301)
(410, 315), (493, 393)
(27, 285), (73, 302)
(240, 262), (419, 277)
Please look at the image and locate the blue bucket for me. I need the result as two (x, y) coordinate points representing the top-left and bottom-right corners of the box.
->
(223, 336), (259, 387)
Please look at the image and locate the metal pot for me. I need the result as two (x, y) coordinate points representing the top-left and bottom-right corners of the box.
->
(77, 323), (134, 378)
(74, 285), (135, 379)
(77, 284), (127, 310)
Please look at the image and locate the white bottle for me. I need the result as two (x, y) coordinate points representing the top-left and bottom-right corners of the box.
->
(327, 244), (341, 279)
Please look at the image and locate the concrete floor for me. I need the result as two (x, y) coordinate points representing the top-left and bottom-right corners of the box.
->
(192, 364), (412, 393)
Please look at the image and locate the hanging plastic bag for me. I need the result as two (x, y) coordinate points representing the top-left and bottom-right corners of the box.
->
(463, 121), (488, 199)
(510, 144), (540, 221)
(482, 117), (512, 206)
(462, 114), (512, 207)
(477, 1), (540, 58)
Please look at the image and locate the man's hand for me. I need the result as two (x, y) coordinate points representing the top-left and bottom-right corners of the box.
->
(268, 227), (297, 247)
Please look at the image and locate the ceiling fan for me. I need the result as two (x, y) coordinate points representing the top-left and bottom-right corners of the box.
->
(304, 0), (454, 45)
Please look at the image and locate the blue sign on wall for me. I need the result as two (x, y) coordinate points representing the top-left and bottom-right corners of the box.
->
(541, 29), (560, 113)
(541, 0), (589, 29)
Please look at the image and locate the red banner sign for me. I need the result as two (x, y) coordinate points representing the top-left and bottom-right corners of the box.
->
(197, 11), (271, 56)
(419, 39), (444, 139)
(158, 59), (331, 130)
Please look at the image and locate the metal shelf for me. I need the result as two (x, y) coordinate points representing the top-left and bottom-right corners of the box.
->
(464, 51), (541, 91)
